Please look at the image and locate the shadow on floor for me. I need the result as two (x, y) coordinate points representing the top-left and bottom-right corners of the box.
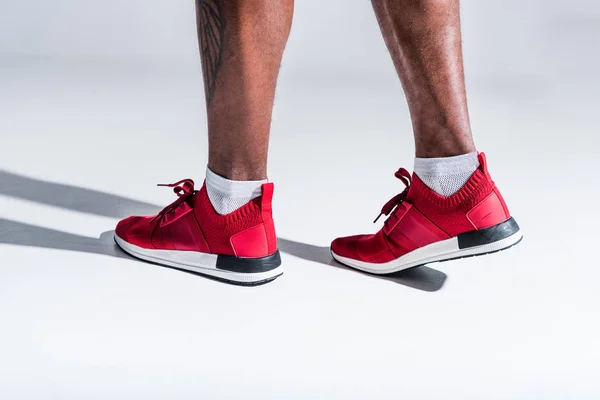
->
(0, 169), (160, 219)
(277, 239), (446, 292)
(0, 219), (133, 261)
(0, 169), (447, 291)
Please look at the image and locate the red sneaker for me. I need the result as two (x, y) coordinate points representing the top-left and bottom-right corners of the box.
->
(114, 179), (282, 285)
(331, 153), (522, 274)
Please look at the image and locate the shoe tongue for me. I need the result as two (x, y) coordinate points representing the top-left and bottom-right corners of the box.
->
(160, 201), (193, 226)
(192, 183), (210, 213)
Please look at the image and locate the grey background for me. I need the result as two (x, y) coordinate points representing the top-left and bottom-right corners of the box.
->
(1, 1), (599, 399)
(1, 0), (597, 78)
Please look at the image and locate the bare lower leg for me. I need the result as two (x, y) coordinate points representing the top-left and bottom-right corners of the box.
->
(372, 0), (476, 158)
(196, 0), (293, 180)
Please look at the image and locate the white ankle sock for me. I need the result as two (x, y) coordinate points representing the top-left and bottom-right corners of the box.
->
(413, 152), (480, 197)
(205, 167), (267, 215)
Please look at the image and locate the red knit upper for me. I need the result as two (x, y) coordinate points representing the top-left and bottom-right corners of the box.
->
(331, 152), (511, 264)
(115, 181), (277, 258)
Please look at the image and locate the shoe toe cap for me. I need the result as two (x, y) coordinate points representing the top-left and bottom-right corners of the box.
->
(115, 216), (154, 247)
(332, 233), (395, 264)
(331, 235), (362, 259)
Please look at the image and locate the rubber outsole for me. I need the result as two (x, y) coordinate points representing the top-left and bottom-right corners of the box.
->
(217, 251), (282, 273)
(457, 217), (520, 249)
(333, 235), (523, 276)
(113, 235), (283, 286)
(163, 267), (282, 287)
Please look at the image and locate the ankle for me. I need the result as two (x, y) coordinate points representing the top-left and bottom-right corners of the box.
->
(415, 140), (476, 158)
(207, 163), (267, 181)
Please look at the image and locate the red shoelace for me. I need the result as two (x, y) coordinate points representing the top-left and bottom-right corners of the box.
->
(373, 168), (412, 224)
(150, 179), (196, 224)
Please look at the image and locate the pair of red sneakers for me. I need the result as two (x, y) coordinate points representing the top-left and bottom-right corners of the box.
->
(115, 153), (522, 285)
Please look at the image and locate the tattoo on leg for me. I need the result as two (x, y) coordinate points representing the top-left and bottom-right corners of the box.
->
(197, 0), (225, 106)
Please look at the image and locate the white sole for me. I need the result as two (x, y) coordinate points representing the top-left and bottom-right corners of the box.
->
(114, 234), (283, 285)
(332, 219), (523, 275)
